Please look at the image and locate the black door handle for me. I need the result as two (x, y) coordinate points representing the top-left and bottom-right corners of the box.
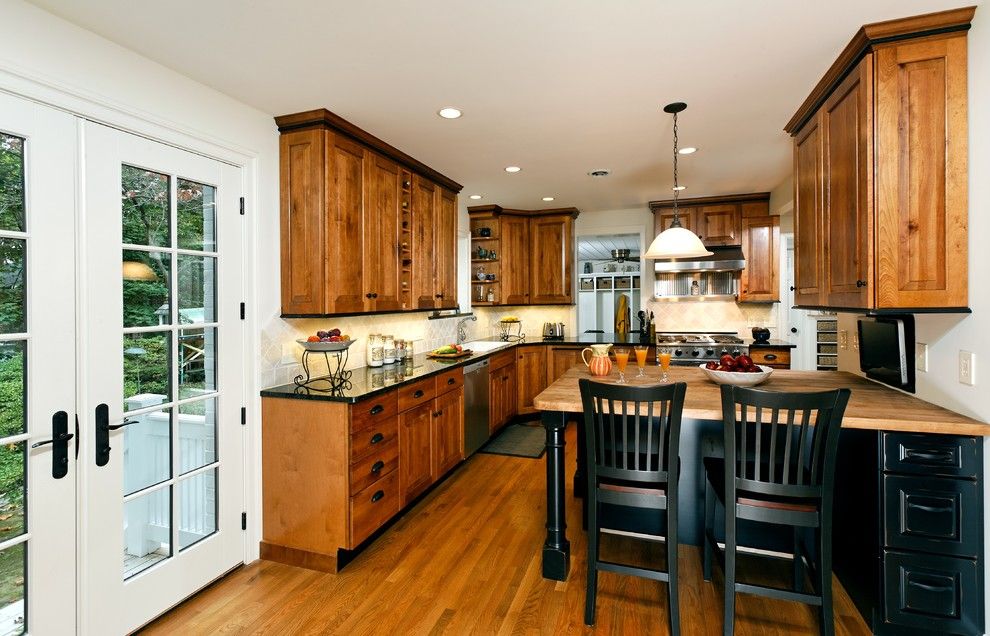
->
(95, 403), (111, 467)
(34, 411), (71, 479)
(108, 419), (139, 431)
(789, 286), (795, 291)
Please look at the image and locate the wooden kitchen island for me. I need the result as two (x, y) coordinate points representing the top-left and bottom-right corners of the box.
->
(534, 365), (990, 635)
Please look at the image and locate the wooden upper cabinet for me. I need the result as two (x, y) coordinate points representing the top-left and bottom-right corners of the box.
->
(654, 207), (695, 238)
(364, 152), (402, 312)
(739, 215), (780, 302)
(793, 116), (824, 307)
(275, 108), (462, 316)
(697, 205), (741, 246)
(501, 215), (530, 304)
(785, 8), (972, 311)
(279, 128), (326, 315)
(530, 214), (575, 304)
(823, 57), (873, 309)
(435, 187), (458, 309)
(411, 175), (438, 309)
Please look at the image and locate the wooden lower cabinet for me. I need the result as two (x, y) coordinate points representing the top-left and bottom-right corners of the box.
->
(489, 351), (517, 434)
(516, 345), (548, 415)
(399, 401), (434, 505)
(547, 345), (585, 384)
(432, 388), (464, 477)
(749, 347), (791, 369)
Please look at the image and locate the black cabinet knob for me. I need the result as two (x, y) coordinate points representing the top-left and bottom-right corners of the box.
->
(370, 432), (385, 445)
(790, 327), (798, 333)
(413, 390), (424, 398)
(856, 280), (867, 288)
(371, 460), (385, 474)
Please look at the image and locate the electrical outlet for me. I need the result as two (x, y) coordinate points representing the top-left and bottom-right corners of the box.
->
(916, 343), (928, 372)
(838, 330), (848, 350)
(959, 350), (976, 386)
(852, 332), (859, 351)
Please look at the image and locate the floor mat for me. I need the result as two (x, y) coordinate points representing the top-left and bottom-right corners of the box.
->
(479, 423), (546, 459)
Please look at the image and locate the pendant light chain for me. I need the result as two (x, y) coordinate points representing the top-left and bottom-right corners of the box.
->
(671, 109), (681, 225)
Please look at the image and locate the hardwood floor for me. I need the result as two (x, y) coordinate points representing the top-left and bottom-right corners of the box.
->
(143, 423), (870, 635)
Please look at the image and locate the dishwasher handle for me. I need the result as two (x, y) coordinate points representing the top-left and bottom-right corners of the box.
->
(464, 359), (489, 375)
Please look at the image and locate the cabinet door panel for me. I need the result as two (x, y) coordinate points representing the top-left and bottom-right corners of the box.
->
(327, 135), (368, 314)
(365, 153), (402, 311)
(488, 373), (502, 435)
(432, 388), (463, 477)
(280, 129), (326, 314)
(516, 346), (548, 414)
(739, 216), (779, 302)
(793, 117), (824, 306)
(548, 346), (584, 384)
(530, 215), (574, 304)
(697, 204), (740, 246)
(501, 215), (530, 304)
(411, 176), (438, 309)
(875, 38), (968, 308)
(436, 187), (458, 309)
(654, 207), (695, 238)
(823, 57), (873, 308)
(399, 402), (434, 505)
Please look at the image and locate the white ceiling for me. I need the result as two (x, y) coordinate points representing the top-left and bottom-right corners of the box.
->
(578, 234), (641, 261)
(28, 0), (975, 213)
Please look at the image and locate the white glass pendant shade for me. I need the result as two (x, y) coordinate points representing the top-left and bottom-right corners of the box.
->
(644, 225), (713, 259)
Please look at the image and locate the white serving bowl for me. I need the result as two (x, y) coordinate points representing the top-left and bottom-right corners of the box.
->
(296, 338), (356, 352)
(699, 363), (774, 387)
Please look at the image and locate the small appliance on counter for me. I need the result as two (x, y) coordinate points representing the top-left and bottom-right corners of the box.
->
(751, 327), (771, 343)
(542, 322), (565, 340)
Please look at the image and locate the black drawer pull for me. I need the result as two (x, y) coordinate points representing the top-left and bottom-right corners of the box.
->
(371, 490), (385, 503)
(371, 460), (385, 474)
(905, 448), (954, 462)
(447, 378), (456, 385)
(369, 404), (384, 415)
(907, 578), (954, 594)
(370, 432), (385, 445)
(906, 501), (955, 514)
(413, 390), (424, 398)
(764, 354), (777, 361)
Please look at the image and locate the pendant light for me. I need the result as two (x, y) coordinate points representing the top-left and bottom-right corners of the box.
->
(644, 102), (712, 260)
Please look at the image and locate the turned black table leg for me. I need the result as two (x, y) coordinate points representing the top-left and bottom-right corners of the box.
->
(542, 410), (570, 581)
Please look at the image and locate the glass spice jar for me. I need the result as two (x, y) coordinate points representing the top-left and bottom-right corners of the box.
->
(383, 335), (396, 364)
(368, 334), (384, 368)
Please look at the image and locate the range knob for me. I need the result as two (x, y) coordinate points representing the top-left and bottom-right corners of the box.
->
(732, 349), (741, 357)
(690, 349), (700, 357)
(706, 348), (715, 356)
(674, 349), (683, 356)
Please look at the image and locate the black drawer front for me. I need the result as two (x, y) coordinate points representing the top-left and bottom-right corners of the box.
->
(883, 433), (979, 478)
(884, 475), (980, 557)
(884, 551), (981, 635)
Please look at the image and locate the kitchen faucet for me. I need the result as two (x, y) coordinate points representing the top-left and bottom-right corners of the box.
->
(456, 315), (477, 344)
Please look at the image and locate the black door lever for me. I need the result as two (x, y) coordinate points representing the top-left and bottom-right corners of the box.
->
(33, 411), (71, 479)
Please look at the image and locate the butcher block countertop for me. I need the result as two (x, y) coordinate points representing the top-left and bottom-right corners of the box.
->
(533, 366), (990, 437)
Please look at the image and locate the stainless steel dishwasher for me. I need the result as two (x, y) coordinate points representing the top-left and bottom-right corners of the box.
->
(463, 358), (490, 455)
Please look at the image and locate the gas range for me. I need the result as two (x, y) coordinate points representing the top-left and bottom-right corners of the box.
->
(655, 332), (748, 365)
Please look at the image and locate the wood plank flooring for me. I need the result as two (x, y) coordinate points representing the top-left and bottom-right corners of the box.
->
(142, 423), (870, 635)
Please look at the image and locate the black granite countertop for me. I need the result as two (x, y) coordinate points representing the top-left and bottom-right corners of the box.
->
(746, 339), (797, 349)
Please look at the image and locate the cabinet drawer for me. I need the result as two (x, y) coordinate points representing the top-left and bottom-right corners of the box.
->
(435, 367), (464, 395)
(351, 392), (399, 433)
(397, 377), (436, 412)
(883, 550), (981, 635)
(350, 417), (398, 463)
(749, 348), (790, 367)
(349, 438), (398, 496)
(883, 433), (979, 478)
(884, 475), (980, 557)
(350, 470), (401, 547)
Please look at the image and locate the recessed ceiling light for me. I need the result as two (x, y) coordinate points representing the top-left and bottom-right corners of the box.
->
(672, 185), (686, 191)
(587, 169), (611, 178)
(678, 147), (697, 155)
(542, 196), (555, 202)
(505, 166), (521, 173)
(437, 107), (462, 119)
(469, 194), (483, 200)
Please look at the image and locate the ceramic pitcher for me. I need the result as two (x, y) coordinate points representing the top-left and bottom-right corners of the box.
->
(582, 343), (613, 377)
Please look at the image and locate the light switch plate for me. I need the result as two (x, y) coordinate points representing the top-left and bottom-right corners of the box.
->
(916, 343), (928, 372)
(959, 350), (976, 386)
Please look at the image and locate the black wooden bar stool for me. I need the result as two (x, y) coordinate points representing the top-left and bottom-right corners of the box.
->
(579, 378), (687, 633)
(703, 384), (850, 636)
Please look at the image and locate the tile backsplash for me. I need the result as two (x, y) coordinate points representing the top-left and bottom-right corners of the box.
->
(645, 299), (778, 338)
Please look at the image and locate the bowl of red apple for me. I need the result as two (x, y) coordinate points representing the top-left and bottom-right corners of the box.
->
(296, 328), (354, 352)
(700, 354), (773, 387)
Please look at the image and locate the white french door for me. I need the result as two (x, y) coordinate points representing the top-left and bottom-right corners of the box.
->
(79, 123), (245, 634)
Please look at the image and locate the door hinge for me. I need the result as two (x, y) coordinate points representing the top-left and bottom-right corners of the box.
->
(240, 302), (246, 320)
(239, 197), (245, 216)
(241, 512), (247, 530)
(240, 406), (247, 426)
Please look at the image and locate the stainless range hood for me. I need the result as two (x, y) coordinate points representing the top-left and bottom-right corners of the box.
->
(653, 245), (746, 272)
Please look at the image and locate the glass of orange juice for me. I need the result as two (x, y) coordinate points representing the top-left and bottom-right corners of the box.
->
(658, 347), (672, 383)
(614, 348), (630, 383)
(634, 346), (649, 378)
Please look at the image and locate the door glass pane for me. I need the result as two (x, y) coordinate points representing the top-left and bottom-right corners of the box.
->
(123, 486), (171, 579)
(0, 343), (25, 437)
(178, 327), (215, 399)
(123, 332), (170, 411)
(178, 469), (216, 550)
(122, 166), (170, 248)
(0, 542), (25, 635)
(122, 408), (171, 497)
(122, 250), (171, 328)
(0, 442), (25, 543)
(177, 255), (215, 324)
(177, 179), (216, 252)
(178, 398), (215, 474)
(0, 239), (25, 333)
(0, 133), (25, 232)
